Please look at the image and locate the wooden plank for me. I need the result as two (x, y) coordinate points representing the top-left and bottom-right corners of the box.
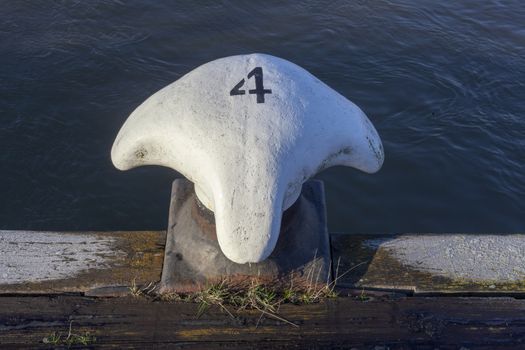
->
(331, 233), (525, 294)
(0, 231), (165, 294)
(0, 295), (524, 348)
(3, 231), (525, 296)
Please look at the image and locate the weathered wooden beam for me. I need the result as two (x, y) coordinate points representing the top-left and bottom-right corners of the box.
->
(331, 233), (525, 294)
(2, 231), (525, 295)
(0, 230), (165, 294)
(0, 295), (524, 348)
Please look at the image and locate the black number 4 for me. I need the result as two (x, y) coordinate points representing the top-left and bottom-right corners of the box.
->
(230, 67), (272, 103)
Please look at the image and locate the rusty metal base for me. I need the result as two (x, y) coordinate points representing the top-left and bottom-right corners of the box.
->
(159, 179), (331, 293)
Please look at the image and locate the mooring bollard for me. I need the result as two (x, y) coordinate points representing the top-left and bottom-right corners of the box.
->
(111, 53), (383, 291)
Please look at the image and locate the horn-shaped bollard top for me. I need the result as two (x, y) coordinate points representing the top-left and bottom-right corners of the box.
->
(112, 53), (384, 264)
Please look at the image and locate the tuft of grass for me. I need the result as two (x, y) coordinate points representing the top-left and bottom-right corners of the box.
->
(129, 278), (156, 298)
(132, 259), (368, 328)
(357, 288), (370, 302)
(240, 281), (296, 327)
(237, 281), (277, 310)
(187, 270), (345, 328)
(282, 287), (300, 304)
(65, 332), (96, 346)
(194, 280), (234, 318)
(129, 278), (142, 297)
(42, 321), (96, 346)
(42, 332), (61, 345)
(282, 256), (344, 305)
(159, 291), (184, 302)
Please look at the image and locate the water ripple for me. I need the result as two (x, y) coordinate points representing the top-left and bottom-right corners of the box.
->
(0, 0), (524, 233)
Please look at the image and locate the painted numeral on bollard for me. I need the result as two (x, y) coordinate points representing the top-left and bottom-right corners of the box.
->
(230, 67), (272, 103)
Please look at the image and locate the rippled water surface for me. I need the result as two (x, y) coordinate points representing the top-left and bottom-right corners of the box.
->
(1, 1), (524, 233)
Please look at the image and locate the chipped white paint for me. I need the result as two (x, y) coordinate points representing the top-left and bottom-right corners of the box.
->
(0, 231), (120, 285)
(112, 53), (384, 264)
(365, 234), (525, 282)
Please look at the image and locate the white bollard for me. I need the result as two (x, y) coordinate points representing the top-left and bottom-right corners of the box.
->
(112, 53), (383, 264)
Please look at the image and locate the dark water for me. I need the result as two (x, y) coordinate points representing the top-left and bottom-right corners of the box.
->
(1, 1), (524, 233)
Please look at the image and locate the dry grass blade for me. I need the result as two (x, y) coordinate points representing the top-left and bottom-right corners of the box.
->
(129, 279), (157, 298)
(251, 303), (299, 328)
(195, 280), (235, 319)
